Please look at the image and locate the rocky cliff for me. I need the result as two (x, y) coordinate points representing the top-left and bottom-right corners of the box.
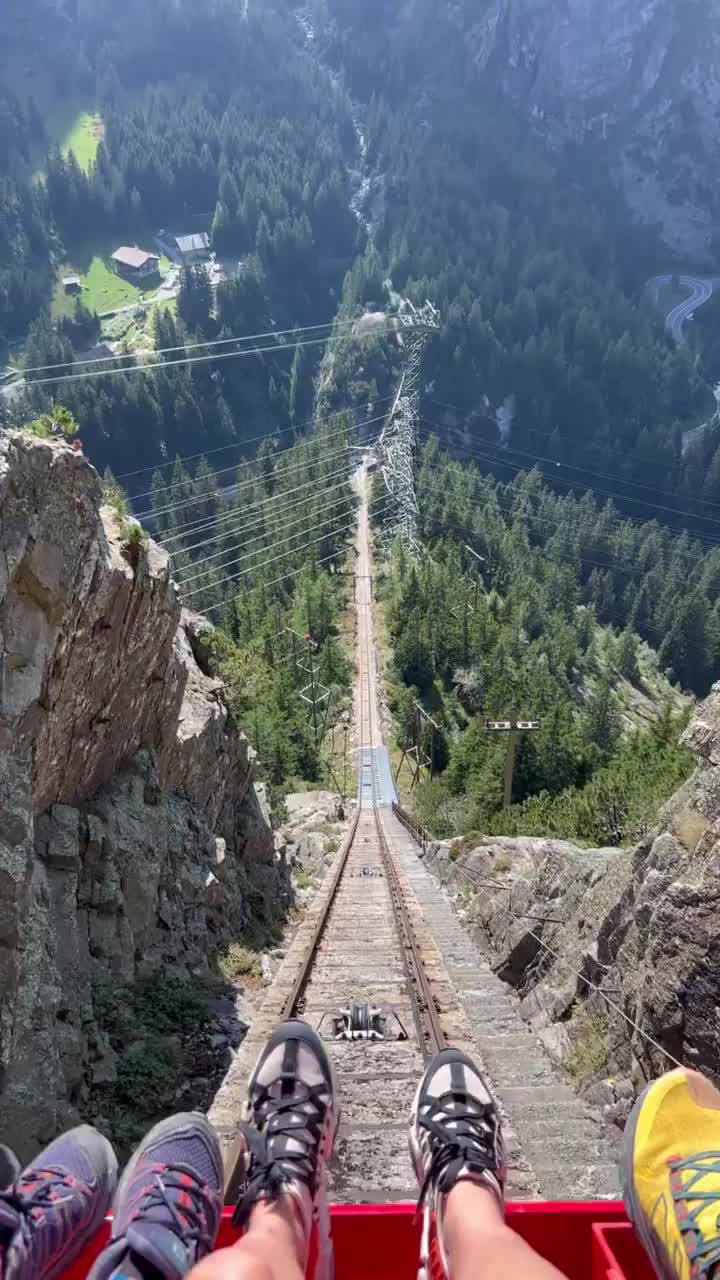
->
(0, 431), (282, 1158)
(423, 683), (720, 1119)
(446, 0), (720, 261)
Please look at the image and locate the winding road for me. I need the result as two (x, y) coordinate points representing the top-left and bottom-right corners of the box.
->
(649, 274), (718, 344)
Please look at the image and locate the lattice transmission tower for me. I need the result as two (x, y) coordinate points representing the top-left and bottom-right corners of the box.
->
(376, 300), (440, 557)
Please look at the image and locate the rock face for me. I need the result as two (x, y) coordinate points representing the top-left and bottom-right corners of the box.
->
(0, 433), (282, 1157)
(424, 686), (720, 1113)
(445, 0), (720, 260)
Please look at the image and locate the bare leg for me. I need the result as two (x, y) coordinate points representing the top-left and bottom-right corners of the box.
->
(443, 1183), (569, 1280)
(188, 1198), (305, 1280)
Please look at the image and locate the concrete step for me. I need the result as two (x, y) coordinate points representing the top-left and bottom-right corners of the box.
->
(388, 834), (622, 1199)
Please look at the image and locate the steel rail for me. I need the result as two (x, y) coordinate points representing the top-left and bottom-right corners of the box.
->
(372, 806), (446, 1060)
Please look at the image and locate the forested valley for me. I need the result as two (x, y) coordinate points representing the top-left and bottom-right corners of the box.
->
(3, 0), (720, 508)
(377, 443), (708, 844)
(3, 0), (719, 818)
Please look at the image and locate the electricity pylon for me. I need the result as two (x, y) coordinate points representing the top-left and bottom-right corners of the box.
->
(377, 300), (440, 556)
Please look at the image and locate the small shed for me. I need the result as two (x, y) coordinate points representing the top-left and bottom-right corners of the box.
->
(63, 275), (82, 295)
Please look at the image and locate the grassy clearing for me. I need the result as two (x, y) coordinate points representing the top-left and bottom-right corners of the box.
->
(52, 249), (171, 320)
(62, 111), (104, 172)
(4, 58), (103, 173)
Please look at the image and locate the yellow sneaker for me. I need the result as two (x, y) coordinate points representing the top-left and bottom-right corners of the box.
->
(624, 1068), (720, 1280)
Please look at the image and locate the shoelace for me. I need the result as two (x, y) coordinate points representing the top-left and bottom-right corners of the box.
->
(0, 1167), (75, 1251)
(233, 1075), (329, 1226)
(131, 1165), (214, 1249)
(253, 1072), (328, 1188)
(671, 1153), (720, 1276)
(416, 1097), (498, 1210)
(415, 1098), (499, 1280)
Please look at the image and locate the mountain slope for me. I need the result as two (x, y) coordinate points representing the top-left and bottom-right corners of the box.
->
(444, 0), (720, 261)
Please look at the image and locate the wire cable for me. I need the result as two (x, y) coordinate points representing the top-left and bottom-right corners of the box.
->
(447, 862), (682, 1070)
(416, 428), (720, 549)
(26, 327), (397, 389)
(179, 512), (362, 601)
(406, 470), (713, 580)
(22, 318), (362, 377)
(167, 480), (356, 565)
(176, 499), (357, 588)
(374, 484), (716, 658)
(155, 459), (357, 542)
(419, 414), (720, 530)
(426, 393), (720, 512)
(158, 469), (356, 549)
(118, 394), (395, 481)
(138, 438), (356, 521)
(184, 497), (389, 604)
(197, 550), (341, 617)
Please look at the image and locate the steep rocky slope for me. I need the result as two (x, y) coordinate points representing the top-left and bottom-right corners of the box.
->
(422, 683), (720, 1116)
(372, 0), (718, 261)
(455, 0), (720, 261)
(0, 432), (284, 1158)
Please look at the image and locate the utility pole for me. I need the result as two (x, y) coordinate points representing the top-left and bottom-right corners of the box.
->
(486, 718), (541, 809)
(395, 700), (441, 788)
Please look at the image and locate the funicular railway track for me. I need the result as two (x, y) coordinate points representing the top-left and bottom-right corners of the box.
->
(212, 459), (621, 1207)
(219, 464), (464, 1204)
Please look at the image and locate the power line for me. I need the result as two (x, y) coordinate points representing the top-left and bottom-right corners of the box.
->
(378, 487), (717, 658)
(168, 480), (358, 571)
(405, 470), (717, 578)
(180, 507), (373, 601)
(117, 394), (396, 481)
(197, 550), (341, 617)
(141, 439), (352, 516)
(154, 458), (357, 540)
(26, 327), (397, 389)
(129, 403), (389, 501)
(157, 466), (358, 548)
(177, 501), (358, 589)
(22, 318), (361, 377)
(137, 438), (356, 521)
(185, 495), (390, 606)
(418, 417), (720, 532)
(426, 394), (720, 512)
(416, 428), (720, 549)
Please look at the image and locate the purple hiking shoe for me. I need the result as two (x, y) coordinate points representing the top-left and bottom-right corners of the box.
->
(0, 1125), (118, 1280)
(88, 1113), (222, 1280)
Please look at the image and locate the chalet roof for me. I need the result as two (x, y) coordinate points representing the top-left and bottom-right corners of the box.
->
(111, 246), (158, 269)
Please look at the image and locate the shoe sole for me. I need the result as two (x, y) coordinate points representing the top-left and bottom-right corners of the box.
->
(44, 1127), (118, 1280)
(108, 1113), (222, 1237)
(622, 1075), (681, 1280)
